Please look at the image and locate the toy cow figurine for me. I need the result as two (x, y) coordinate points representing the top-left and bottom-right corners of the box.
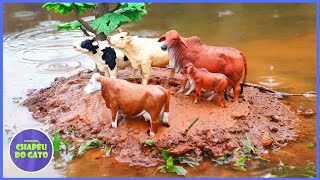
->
(84, 73), (171, 136)
(73, 35), (131, 78)
(107, 32), (175, 85)
(158, 30), (247, 102)
(185, 63), (229, 108)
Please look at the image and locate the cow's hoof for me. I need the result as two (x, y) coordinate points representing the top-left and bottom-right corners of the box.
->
(177, 89), (184, 93)
(162, 122), (170, 128)
(193, 100), (198, 104)
(149, 132), (155, 137)
(184, 92), (191, 96)
(111, 121), (117, 128)
(147, 130), (155, 137)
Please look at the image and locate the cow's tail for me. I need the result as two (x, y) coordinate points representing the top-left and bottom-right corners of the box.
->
(240, 52), (248, 94)
(159, 86), (170, 127)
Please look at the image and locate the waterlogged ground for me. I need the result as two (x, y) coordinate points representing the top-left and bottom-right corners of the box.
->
(3, 3), (317, 178)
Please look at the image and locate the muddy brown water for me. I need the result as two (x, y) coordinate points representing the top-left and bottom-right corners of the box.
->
(3, 3), (316, 178)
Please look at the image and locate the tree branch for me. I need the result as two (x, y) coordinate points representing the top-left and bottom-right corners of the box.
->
(109, 3), (120, 13)
(73, 4), (97, 36)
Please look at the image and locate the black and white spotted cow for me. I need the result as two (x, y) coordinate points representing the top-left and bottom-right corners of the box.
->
(72, 36), (131, 78)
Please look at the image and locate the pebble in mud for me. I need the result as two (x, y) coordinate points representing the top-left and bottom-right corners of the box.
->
(22, 69), (301, 167)
(260, 135), (273, 147)
(297, 109), (315, 118)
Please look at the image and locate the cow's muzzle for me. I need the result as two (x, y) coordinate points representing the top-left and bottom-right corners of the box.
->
(161, 44), (168, 51)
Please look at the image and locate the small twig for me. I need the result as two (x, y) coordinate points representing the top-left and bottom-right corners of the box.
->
(73, 4), (97, 36)
(243, 83), (316, 97)
(182, 117), (199, 136)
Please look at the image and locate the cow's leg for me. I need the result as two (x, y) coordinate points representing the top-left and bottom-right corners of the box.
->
(104, 68), (110, 78)
(193, 85), (202, 104)
(141, 62), (151, 85)
(149, 114), (160, 137)
(108, 66), (117, 79)
(185, 80), (196, 96)
(233, 82), (241, 103)
(169, 68), (175, 79)
(207, 91), (217, 101)
(130, 68), (138, 78)
(111, 108), (120, 128)
(217, 92), (225, 108)
(178, 73), (188, 93)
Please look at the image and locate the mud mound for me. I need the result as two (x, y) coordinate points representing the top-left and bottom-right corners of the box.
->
(23, 69), (300, 166)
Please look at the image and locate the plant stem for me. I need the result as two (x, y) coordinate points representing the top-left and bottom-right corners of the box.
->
(182, 117), (199, 136)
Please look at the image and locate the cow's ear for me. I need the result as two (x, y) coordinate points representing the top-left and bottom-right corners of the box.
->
(179, 37), (188, 49)
(158, 35), (166, 42)
(125, 36), (133, 42)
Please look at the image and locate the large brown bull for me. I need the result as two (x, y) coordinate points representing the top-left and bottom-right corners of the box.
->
(158, 30), (247, 102)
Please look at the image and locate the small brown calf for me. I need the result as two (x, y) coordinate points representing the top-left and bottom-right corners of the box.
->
(185, 63), (229, 107)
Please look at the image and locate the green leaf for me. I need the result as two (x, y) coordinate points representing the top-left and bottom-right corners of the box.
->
(257, 155), (270, 162)
(50, 128), (60, 154)
(56, 21), (82, 31)
(42, 3), (58, 10)
(78, 138), (102, 155)
(235, 156), (246, 166)
(232, 165), (247, 171)
(168, 165), (188, 176)
(306, 142), (315, 148)
(43, 3), (95, 15)
(115, 3), (148, 22)
(242, 133), (255, 153)
(91, 13), (131, 35)
(154, 165), (167, 175)
(161, 149), (170, 160)
(144, 139), (155, 147)
(105, 145), (112, 157)
(179, 157), (200, 167)
(62, 139), (69, 146)
(167, 157), (174, 168)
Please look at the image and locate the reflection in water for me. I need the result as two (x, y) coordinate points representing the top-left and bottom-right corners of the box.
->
(258, 75), (282, 88)
(2, 3), (316, 178)
(36, 59), (82, 73)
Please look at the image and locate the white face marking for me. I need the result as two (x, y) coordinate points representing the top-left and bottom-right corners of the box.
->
(84, 73), (102, 94)
(163, 112), (169, 123)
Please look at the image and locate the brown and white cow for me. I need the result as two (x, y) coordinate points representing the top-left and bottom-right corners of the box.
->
(158, 30), (247, 102)
(84, 73), (171, 136)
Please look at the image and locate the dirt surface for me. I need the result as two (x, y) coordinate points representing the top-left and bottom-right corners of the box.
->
(23, 68), (300, 167)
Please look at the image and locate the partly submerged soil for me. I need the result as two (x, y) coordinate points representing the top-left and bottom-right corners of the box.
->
(23, 68), (300, 167)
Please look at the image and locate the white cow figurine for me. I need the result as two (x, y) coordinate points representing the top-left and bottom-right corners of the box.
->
(73, 35), (131, 78)
(107, 32), (175, 85)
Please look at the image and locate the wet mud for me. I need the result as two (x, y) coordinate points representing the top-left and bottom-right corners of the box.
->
(23, 68), (300, 167)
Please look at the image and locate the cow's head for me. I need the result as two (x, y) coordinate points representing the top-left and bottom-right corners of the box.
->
(158, 30), (188, 51)
(107, 32), (132, 49)
(185, 62), (195, 74)
(73, 35), (99, 54)
(84, 73), (102, 94)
